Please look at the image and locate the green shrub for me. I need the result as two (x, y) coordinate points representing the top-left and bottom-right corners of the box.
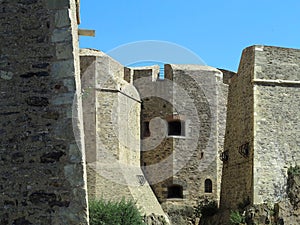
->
(195, 199), (218, 218)
(288, 165), (300, 176)
(89, 198), (146, 225)
(229, 210), (244, 225)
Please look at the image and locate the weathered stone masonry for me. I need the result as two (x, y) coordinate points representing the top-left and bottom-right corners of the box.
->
(2, 1), (300, 224)
(220, 46), (255, 210)
(220, 45), (300, 216)
(80, 49), (168, 221)
(253, 46), (300, 205)
(133, 64), (228, 224)
(0, 0), (89, 224)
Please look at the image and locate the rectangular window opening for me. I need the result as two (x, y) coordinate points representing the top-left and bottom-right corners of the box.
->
(142, 121), (150, 138)
(168, 120), (185, 136)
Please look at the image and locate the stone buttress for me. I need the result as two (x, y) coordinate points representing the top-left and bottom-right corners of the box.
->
(80, 49), (169, 222)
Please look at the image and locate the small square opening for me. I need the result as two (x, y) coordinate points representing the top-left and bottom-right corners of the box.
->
(168, 120), (185, 136)
(167, 185), (183, 199)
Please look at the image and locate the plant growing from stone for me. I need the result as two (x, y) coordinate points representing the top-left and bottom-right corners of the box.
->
(288, 165), (300, 176)
(229, 210), (245, 225)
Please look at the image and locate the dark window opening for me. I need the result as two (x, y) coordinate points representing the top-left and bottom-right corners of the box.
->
(205, 179), (212, 193)
(167, 185), (183, 199)
(142, 121), (150, 138)
(168, 120), (185, 136)
(200, 152), (204, 159)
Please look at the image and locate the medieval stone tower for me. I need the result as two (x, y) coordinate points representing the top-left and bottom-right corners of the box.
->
(0, 0), (89, 224)
(130, 64), (228, 222)
(220, 46), (300, 222)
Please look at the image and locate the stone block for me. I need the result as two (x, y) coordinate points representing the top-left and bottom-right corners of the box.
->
(0, 70), (13, 80)
(55, 9), (71, 28)
(52, 28), (72, 43)
(52, 60), (74, 78)
(46, 0), (70, 9)
(68, 143), (82, 163)
(51, 93), (74, 105)
(56, 43), (73, 59)
(63, 79), (76, 92)
(64, 164), (84, 186)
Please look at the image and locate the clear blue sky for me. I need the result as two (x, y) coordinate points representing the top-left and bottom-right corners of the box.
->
(79, 0), (300, 72)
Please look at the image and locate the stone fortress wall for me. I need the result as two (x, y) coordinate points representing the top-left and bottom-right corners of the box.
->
(169, 64), (228, 207)
(252, 46), (300, 205)
(220, 46), (255, 210)
(131, 64), (228, 223)
(220, 45), (300, 215)
(79, 49), (168, 220)
(1, 1), (300, 224)
(0, 0), (89, 224)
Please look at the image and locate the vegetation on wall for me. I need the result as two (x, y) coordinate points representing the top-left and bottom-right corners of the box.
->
(194, 198), (219, 218)
(89, 198), (146, 225)
(287, 165), (300, 209)
(287, 165), (300, 176)
(229, 210), (245, 225)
